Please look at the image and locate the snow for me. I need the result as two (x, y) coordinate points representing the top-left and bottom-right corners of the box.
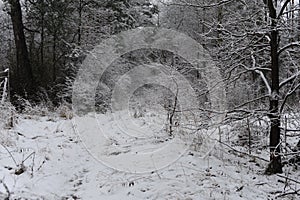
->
(0, 112), (299, 199)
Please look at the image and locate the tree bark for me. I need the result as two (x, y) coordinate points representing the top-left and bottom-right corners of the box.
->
(264, 0), (283, 174)
(40, 0), (45, 75)
(298, 0), (300, 41)
(8, 0), (35, 106)
(77, 0), (83, 46)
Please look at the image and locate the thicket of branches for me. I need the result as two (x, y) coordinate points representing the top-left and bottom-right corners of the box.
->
(160, 0), (300, 174)
(0, 0), (157, 106)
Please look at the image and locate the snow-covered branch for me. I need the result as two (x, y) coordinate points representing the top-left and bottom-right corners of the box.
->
(255, 70), (271, 95)
(279, 71), (300, 89)
(277, 0), (292, 19)
(158, 0), (234, 8)
(278, 42), (300, 55)
(280, 82), (300, 113)
(251, 52), (271, 95)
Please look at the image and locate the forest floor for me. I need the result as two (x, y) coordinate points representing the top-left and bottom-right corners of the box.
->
(0, 111), (299, 200)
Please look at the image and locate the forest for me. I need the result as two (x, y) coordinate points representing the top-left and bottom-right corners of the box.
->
(0, 0), (300, 199)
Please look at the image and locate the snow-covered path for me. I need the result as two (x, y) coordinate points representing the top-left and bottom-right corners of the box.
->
(0, 114), (298, 199)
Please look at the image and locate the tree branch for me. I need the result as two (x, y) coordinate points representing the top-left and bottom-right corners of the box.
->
(280, 83), (300, 113)
(219, 140), (269, 162)
(158, 0), (234, 9)
(251, 51), (272, 95)
(279, 71), (300, 89)
(278, 42), (300, 55)
(277, 0), (292, 19)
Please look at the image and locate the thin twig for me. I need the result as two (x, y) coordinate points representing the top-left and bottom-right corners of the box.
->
(0, 179), (10, 199)
(0, 143), (18, 167)
(276, 189), (300, 198)
(218, 140), (269, 162)
(277, 174), (300, 185)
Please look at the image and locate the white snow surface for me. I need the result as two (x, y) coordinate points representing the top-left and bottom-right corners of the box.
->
(0, 113), (299, 200)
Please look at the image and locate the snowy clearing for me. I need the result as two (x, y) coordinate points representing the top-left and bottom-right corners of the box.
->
(0, 113), (299, 200)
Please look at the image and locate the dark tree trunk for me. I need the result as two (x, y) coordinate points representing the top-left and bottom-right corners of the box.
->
(40, 0), (45, 76)
(77, 0), (83, 46)
(52, 33), (57, 82)
(8, 0), (35, 106)
(298, 0), (300, 41)
(264, 0), (283, 174)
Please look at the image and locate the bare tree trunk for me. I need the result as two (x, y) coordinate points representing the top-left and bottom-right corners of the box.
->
(77, 0), (83, 46)
(216, 4), (223, 46)
(298, 1), (300, 41)
(264, 0), (283, 174)
(40, 0), (45, 74)
(52, 33), (57, 82)
(8, 0), (35, 107)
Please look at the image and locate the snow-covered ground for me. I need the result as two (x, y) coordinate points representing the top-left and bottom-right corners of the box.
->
(0, 112), (299, 200)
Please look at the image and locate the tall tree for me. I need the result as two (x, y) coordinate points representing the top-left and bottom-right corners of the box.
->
(160, 0), (300, 174)
(7, 0), (35, 106)
(264, 0), (282, 174)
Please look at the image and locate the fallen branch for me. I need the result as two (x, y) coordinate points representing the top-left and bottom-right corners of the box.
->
(0, 179), (11, 200)
(276, 189), (300, 198)
(218, 140), (269, 162)
(277, 174), (300, 185)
